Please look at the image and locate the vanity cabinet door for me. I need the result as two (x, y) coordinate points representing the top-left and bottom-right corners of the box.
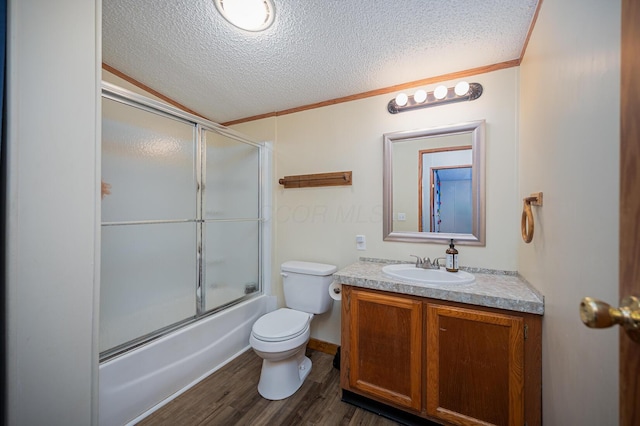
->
(343, 287), (423, 411)
(426, 303), (525, 426)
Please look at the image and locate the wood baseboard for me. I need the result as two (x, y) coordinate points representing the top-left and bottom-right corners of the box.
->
(308, 338), (339, 355)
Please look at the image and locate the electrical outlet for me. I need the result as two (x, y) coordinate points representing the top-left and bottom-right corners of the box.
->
(356, 235), (366, 250)
(398, 212), (406, 221)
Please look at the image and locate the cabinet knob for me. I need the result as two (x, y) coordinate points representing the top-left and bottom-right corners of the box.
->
(579, 296), (640, 342)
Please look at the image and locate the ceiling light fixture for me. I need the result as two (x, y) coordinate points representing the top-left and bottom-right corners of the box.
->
(387, 82), (483, 114)
(214, 0), (275, 32)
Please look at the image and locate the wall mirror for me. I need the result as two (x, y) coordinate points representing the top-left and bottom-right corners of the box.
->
(383, 120), (485, 245)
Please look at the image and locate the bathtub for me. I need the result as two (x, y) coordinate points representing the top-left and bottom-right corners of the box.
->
(98, 294), (272, 426)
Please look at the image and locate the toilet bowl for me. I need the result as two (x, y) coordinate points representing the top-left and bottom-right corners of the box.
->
(250, 308), (313, 400)
(249, 261), (337, 400)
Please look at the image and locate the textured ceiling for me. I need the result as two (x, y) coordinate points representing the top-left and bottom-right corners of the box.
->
(103, 0), (539, 124)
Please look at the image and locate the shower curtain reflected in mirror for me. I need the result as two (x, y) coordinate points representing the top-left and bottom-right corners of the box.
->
(101, 93), (262, 359)
(431, 167), (472, 234)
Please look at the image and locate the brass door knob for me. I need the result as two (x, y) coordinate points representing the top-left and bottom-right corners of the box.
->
(580, 296), (640, 342)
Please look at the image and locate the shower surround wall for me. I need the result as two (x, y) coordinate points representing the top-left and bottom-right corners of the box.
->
(99, 83), (271, 424)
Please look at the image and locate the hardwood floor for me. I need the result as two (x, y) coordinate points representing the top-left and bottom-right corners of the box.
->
(137, 349), (401, 425)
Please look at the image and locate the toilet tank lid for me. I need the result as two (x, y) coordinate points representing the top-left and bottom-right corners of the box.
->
(281, 261), (337, 276)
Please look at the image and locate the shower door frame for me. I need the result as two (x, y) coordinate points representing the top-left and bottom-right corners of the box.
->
(100, 82), (269, 362)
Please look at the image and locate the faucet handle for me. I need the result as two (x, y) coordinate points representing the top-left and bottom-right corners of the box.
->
(432, 257), (446, 268)
(410, 255), (423, 267)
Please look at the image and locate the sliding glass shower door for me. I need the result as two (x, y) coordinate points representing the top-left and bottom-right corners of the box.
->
(100, 85), (263, 360)
(202, 129), (261, 312)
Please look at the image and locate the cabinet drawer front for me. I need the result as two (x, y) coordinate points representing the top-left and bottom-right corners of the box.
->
(426, 304), (525, 426)
(348, 290), (423, 411)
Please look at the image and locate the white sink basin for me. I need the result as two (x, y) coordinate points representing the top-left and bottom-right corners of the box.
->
(382, 264), (475, 285)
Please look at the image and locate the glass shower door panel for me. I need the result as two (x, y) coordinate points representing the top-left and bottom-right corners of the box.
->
(100, 222), (197, 353)
(102, 98), (196, 223)
(204, 221), (260, 312)
(204, 130), (259, 220)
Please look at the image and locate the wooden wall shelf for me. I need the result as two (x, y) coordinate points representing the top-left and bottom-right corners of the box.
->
(278, 171), (352, 188)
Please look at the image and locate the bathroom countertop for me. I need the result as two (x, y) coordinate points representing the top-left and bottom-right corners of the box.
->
(333, 259), (544, 315)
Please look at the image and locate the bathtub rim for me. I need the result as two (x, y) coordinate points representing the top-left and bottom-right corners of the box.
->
(98, 294), (274, 426)
(124, 345), (252, 425)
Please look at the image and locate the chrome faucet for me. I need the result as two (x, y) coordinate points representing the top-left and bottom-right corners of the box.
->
(410, 255), (442, 269)
(410, 255), (424, 267)
(432, 257), (446, 268)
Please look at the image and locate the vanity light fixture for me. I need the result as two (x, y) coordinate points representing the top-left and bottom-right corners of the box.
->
(387, 81), (483, 114)
(454, 81), (470, 96)
(395, 93), (409, 107)
(433, 85), (448, 100)
(214, 0), (275, 32)
(414, 89), (427, 104)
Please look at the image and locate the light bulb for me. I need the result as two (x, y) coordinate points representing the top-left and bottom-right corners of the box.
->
(215, 0), (275, 32)
(455, 81), (470, 97)
(395, 93), (408, 107)
(414, 90), (427, 103)
(434, 85), (448, 100)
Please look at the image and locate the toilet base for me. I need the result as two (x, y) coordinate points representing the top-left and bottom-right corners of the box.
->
(257, 351), (312, 400)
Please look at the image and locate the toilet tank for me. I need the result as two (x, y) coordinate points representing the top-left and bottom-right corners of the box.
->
(281, 261), (338, 314)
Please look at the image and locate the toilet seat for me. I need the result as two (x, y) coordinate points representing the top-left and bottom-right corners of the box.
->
(252, 308), (311, 342)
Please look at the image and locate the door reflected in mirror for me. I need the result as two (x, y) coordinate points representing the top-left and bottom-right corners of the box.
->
(421, 147), (472, 233)
(384, 121), (485, 245)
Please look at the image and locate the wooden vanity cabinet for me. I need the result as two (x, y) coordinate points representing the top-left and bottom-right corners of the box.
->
(341, 285), (542, 426)
(341, 286), (423, 411)
(426, 303), (529, 426)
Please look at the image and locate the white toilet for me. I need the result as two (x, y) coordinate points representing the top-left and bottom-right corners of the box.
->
(249, 260), (337, 400)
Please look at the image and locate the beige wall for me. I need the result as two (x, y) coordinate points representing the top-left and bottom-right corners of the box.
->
(392, 137), (422, 232)
(233, 67), (520, 344)
(6, 0), (100, 424)
(519, 0), (620, 424)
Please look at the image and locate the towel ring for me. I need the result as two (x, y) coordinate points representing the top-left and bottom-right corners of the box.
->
(521, 192), (543, 244)
(521, 202), (534, 243)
